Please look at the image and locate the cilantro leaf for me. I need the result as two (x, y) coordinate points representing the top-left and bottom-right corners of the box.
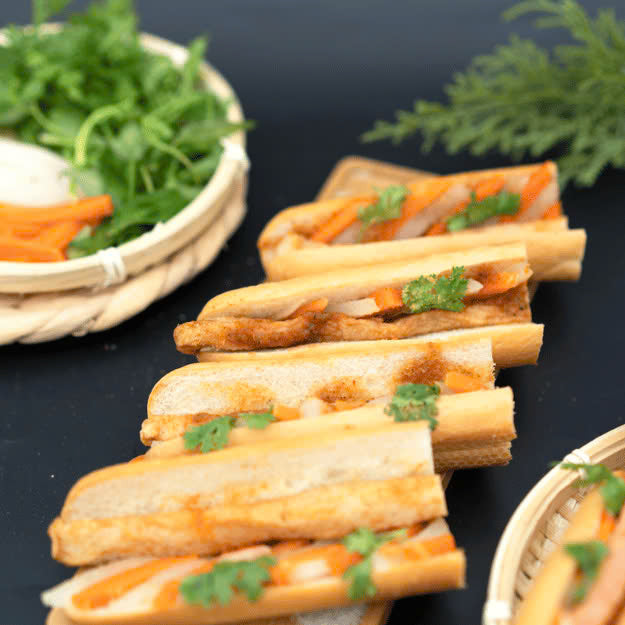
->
(33, 0), (73, 26)
(384, 383), (440, 429)
(446, 191), (520, 232)
(180, 556), (276, 607)
(343, 528), (406, 600)
(357, 185), (409, 238)
(237, 411), (276, 429)
(402, 266), (468, 314)
(183, 416), (235, 453)
(560, 463), (625, 517)
(564, 541), (609, 604)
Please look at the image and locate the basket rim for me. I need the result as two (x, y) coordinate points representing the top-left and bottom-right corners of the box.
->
(0, 27), (246, 293)
(484, 423), (625, 624)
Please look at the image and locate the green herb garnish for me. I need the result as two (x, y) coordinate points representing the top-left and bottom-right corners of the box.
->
(401, 266), (468, 314)
(357, 185), (409, 239)
(446, 191), (520, 232)
(183, 408), (277, 452)
(343, 528), (406, 600)
(0, 0), (252, 255)
(362, 0), (625, 187)
(237, 411), (276, 429)
(384, 383), (440, 429)
(564, 541), (609, 603)
(560, 463), (625, 516)
(180, 556), (276, 607)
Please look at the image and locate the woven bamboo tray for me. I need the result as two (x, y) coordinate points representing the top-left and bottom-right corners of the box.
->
(483, 424), (625, 625)
(0, 30), (248, 343)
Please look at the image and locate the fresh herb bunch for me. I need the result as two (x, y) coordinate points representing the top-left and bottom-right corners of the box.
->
(362, 0), (625, 187)
(564, 541), (609, 603)
(0, 0), (252, 256)
(384, 383), (440, 429)
(446, 191), (520, 232)
(402, 266), (468, 314)
(343, 528), (406, 600)
(560, 462), (625, 516)
(357, 184), (409, 239)
(180, 556), (276, 607)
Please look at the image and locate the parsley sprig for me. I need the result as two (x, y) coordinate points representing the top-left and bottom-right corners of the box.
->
(184, 409), (276, 453)
(564, 541), (609, 604)
(0, 0), (252, 255)
(180, 556), (276, 607)
(560, 463), (625, 517)
(402, 266), (468, 314)
(357, 185), (409, 239)
(362, 0), (625, 187)
(385, 384), (440, 429)
(446, 191), (520, 232)
(343, 528), (406, 600)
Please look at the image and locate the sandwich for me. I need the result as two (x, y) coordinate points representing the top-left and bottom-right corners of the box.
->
(258, 161), (586, 281)
(174, 243), (533, 355)
(145, 386), (517, 473)
(515, 463), (625, 625)
(43, 423), (466, 624)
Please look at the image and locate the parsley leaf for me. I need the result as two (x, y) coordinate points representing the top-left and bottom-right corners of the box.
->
(384, 383), (440, 429)
(237, 411), (276, 429)
(183, 416), (235, 453)
(564, 541), (609, 604)
(180, 556), (276, 607)
(446, 191), (520, 232)
(402, 266), (468, 314)
(357, 185), (409, 238)
(560, 463), (625, 517)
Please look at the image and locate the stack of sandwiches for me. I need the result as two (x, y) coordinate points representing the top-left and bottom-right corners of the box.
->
(43, 161), (586, 624)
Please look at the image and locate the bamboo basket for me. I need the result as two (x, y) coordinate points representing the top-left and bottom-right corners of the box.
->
(0, 30), (248, 342)
(483, 424), (625, 625)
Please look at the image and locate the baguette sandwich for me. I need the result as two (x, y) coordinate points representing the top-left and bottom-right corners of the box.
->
(43, 424), (465, 624)
(258, 161), (586, 281)
(515, 463), (625, 625)
(174, 244), (533, 355)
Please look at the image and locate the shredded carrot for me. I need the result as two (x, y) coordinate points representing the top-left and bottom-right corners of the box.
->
(501, 162), (553, 222)
(0, 236), (65, 262)
(443, 371), (486, 393)
(32, 221), (84, 249)
(310, 197), (374, 243)
(273, 404), (301, 421)
(72, 557), (196, 610)
(287, 298), (328, 318)
(152, 560), (215, 611)
(420, 533), (456, 556)
(373, 179), (453, 241)
(425, 221), (448, 237)
(542, 201), (562, 220)
(0, 195), (113, 224)
(371, 287), (404, 312)
(270, 544), (360, 586)
(473, 271), (520, 297)
(332, 399), (367, 412)
(0, 222), (44, 238)
(380, 533), (456, 562)
(598, 510), (616, 542)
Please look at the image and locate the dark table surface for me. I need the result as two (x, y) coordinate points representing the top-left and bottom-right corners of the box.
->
(1, 1), (624, 624)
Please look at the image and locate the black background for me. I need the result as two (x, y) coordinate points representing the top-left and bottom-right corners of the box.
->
(1, 1), (624, 624)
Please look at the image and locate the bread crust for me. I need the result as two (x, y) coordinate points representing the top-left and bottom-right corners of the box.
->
(195, 323), (544, 369)
(515, 490), (605, 625)
(50, 475), (446, 566)
(59, 550), (465, 625)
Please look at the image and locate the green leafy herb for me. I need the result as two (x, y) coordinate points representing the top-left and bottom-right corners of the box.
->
(343, 528), (406, 600)
(384, 383), (440, 429)
(560, 463), (625, 516)
(362, 0), (625, 187)
(0, 0), (252, 255)
(180, 556), (276, 607)
(446, 191), (520, 232)
(183, 416), (235, 453)
(357, 185), (409, 238)
(564, 541), (609, 603)
(402, 266), (468, 314)
(237, 411), (276, 429)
